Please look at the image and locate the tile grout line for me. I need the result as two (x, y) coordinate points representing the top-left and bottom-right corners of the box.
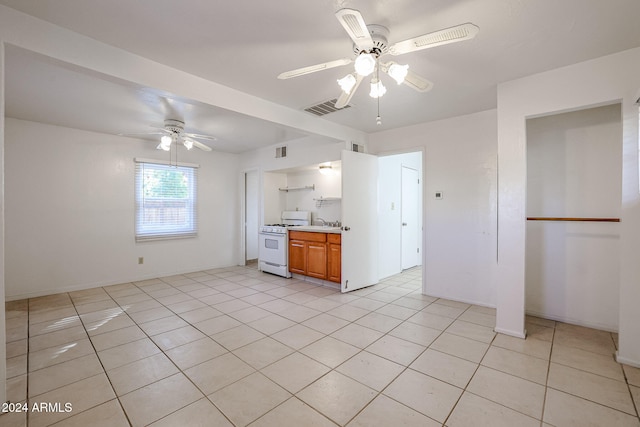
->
(15, 265), (636, 425)
(72, 291), (134, 427)
(440, 304), (496, 427)
(111, 274), (238, 427)
(538, 319), (557, 426)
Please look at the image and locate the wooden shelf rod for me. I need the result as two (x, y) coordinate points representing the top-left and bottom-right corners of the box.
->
(526, 217), (620, 222)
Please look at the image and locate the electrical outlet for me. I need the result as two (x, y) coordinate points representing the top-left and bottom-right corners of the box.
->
(435, 191), (443, 199)
(138, 257), (144, 265)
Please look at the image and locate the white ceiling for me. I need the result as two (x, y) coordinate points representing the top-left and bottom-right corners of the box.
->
(3, 0), (640, 152)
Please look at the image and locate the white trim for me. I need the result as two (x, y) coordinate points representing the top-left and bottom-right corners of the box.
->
(615, 352), (640, 368)
(494, 327), (527, 339)
(134, 157), (200, 168)
(4, 264), (229, 301)
(525, 309), (618, 333)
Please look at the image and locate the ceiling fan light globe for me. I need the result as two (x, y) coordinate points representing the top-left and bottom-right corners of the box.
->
(159, 135), (172, 150)
(183, 139), (194, 150)
(388, 63), (409, 84)
(337, 74), (357, 94)
(369, 78), (386, 98)
(354, 53), (376, 76)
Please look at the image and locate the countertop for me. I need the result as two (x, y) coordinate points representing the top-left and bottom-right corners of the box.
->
(291, 226), (342, 234)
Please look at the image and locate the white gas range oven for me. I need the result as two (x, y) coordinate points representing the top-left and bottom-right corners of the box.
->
(258, 211), (310, 278)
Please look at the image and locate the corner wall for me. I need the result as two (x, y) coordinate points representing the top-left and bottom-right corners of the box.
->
(496, 47), (640, 364)
(369, 109), (498, 307)
(5, 118), (240, 300)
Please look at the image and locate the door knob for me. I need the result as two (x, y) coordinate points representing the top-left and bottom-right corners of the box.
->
(342, 226), (350, 231)
(402, 222), (407, 226)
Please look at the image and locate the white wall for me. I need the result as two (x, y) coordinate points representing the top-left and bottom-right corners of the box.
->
(5, 118), (240, 299)
(496, 47), (640, 365)
(0, 41), (7, 406)
(526, 104), (622, 331)
(262, 172), (286, 225)
(285, 166), (342, 224)
(369, 110), (498, 307)
(239, 135), (345, 173)
(378, 151), (423, 279)
(241, 135), (347, 226)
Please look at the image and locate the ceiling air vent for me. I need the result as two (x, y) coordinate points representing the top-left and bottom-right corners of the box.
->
(304, 99), (351, 117)
(275, 145), (287, 158)
(351, 143), (365, 153)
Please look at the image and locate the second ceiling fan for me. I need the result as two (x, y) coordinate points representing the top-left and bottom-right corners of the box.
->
(278, 8), (479, 109)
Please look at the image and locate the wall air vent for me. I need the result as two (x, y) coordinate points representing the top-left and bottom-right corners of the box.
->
(275, 145), (287, 158)
(304, 99), (351, 116)
(351, 142), (365, 153)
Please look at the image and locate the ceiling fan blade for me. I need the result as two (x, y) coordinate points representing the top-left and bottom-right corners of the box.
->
(389, 23), (479, 56)
(184, 132), (217, 141)
(117, 130), (166, 138)
(380, 62), (433, 92)
(335, 74), (364, 109)
(278, 58), (352, 79)
(335, 8), (374, 51)
(402, 69), (433, 92)
(190, 140), (212, 152)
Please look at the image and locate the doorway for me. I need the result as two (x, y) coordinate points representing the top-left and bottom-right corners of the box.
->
(401, 166), (420, 270)
(245, 170), (259, 263)
(377, 151), (423, 279)
(525, 103), (622, 331)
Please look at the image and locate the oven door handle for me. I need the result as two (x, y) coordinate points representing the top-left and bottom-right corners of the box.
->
(260, 232), (286, 237)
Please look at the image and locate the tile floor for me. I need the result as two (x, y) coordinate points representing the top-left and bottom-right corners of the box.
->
(3, 265), (640, 426)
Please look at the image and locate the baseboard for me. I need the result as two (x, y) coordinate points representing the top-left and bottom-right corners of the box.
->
(494, 327), (527, 339)
(615, 352), (640, 368)
(5, 262), (235, 301)
(290, 273), (340, 290)
(420, 290), (495, 310)
(525, 309), (618, 333)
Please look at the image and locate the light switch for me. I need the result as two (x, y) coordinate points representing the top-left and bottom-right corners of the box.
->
(391, 202), (395, 210)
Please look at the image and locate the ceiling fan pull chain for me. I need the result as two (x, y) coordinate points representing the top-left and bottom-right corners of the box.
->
(376, 59), (382, 126)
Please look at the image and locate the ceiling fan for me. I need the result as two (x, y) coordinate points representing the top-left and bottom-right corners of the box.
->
(120, 119), (215, 152)
(278, 8), (479, 109)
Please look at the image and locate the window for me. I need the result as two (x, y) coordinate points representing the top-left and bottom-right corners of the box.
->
(135, 159), (198, 241)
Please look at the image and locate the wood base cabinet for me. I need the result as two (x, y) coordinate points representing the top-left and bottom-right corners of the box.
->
(289, 231), (341, 283)
(288, 239), (306, 275)
(327, 233), (342, 283)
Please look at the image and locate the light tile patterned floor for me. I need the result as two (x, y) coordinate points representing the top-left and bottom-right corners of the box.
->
(3, 265), (640, 426)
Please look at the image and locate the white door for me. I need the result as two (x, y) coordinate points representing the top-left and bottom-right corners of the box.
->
(341, 149), (378, 292)
(401, 166), (420, 269)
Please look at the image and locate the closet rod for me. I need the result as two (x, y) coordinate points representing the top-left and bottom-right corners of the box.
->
(526, 217), (620, 222)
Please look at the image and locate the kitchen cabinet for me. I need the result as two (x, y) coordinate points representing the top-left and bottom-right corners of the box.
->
(307, 242), (327, 279)
(288, 239), (306, 275)
(289, 230), (341, 283)
(327, 233), (341, 283)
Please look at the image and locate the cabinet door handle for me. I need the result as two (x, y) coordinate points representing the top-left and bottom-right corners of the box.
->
(292, 243), (304, 247)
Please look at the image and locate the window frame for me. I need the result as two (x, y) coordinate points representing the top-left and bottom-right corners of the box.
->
(134, 158), (199, 242)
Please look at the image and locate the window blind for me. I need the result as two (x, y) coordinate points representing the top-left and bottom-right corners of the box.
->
(134, 159), (198, 242)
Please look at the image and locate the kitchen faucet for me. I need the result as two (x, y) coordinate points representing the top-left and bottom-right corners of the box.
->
(315, 217), (327, 226)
